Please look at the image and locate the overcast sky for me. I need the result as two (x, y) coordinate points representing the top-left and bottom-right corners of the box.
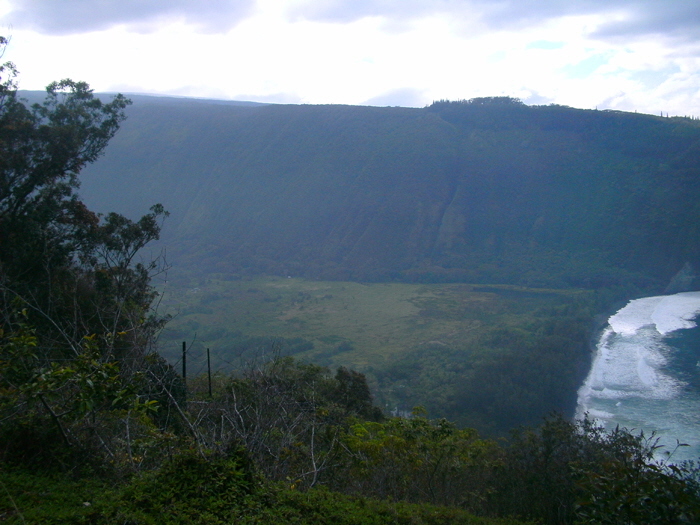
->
(1, 0), (699, 116)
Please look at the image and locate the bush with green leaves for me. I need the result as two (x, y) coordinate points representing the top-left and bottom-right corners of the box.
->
(103, 450), (255, 524)
(333, 409), (501, 510)
(489, 415), (700, 524)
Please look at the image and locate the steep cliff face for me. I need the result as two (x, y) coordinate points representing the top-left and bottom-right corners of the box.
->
(78, 96), (700, 289)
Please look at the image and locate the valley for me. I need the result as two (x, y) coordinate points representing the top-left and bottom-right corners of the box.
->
(4, 30), (700, 521)
(158, 275), (596, 433)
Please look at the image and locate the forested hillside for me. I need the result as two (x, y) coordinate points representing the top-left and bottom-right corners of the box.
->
(73, 92), (700, 436)
(77, 94), (700, 291)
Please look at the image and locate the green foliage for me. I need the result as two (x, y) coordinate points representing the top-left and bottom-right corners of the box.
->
(430, 96), (526, 107)
(335, 413), (500, 509)
(0, 464), (526, 525)
(160, 277), (597, 436)
(0, 37), (169, 351)
(104, 450), (255, 524)
(489, 415), (700, 524)
(0, 309), (38, 392)
(23, 336), (142, 418)
(0, 75), (129, 289)
(2, 355), (700, 525)
(334, 366), (383, 421)
(575, 450), (700, 524)
(257, 485), (526, 525)
(0, 467), (111, 524)
(0, 317), (164, 470)
(80, 94), (700, 291)
(187, 356), (383, 488)
(0, 37), (178, 475)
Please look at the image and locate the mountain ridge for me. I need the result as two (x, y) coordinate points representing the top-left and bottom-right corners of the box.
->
(77, 96), (700, 291)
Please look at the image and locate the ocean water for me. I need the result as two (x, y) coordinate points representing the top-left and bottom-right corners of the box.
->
(576, 292), (700, 462)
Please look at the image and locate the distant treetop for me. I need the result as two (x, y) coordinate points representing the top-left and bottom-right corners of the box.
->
(429, 96), (525, 108)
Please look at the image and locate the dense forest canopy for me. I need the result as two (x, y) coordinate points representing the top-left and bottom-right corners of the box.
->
(76, 93), (700, 292)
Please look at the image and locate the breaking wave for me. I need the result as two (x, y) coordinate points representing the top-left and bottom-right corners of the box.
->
(576, 292), (700, 461)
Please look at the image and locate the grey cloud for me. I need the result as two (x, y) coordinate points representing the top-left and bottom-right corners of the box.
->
(288, 0), (700, 42)
(592, 1), (700, 42)
(1, 0), (256, 35)
(5, 0), (697, 43)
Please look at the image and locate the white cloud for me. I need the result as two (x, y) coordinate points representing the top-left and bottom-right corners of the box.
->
(1, 0), (699, 117)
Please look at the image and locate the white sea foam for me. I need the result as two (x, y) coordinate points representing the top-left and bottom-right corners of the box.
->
(608, 296), (664, 335)
(577, 292), (700, 462)
(652, 292), (700, 334)
(579, 327), (679, 405)
(577, 292), (700, 418)
(608, 292), (700, 336)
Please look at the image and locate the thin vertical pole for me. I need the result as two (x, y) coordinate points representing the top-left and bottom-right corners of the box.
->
(182, 341), (187, 385)
(207, 348), (212, 397)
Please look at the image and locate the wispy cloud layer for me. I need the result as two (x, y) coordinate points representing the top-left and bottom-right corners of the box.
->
(1, 0), (698, 116)
(2, 0), (255, 34)
(7, 0), (699, 40)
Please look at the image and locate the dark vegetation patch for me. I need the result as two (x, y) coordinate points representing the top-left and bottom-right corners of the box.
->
(80, 96), (700, 293)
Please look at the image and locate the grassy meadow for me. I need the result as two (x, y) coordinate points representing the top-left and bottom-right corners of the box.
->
(158, 276), (583, 366)
(157, 275), (595, 431)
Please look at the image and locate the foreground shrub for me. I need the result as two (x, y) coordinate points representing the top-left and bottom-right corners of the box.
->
(103, 449), (255, 524)
(333, 411), (500, 510)
(489, 415), (700, 524)
(255, 486), (528, 525)
(0, 461), (529, 525)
